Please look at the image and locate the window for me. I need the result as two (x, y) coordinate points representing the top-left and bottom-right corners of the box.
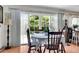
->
(41, 16), (49, 32)
(29, 15), (50, 32)
(29, 14), (58, 32)
(29, 15), (39, 32)
(72, 18), (79, 27)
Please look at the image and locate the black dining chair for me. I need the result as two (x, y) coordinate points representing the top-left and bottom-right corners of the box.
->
(43, 30), (65, 53)
(27, 29), (37, 53)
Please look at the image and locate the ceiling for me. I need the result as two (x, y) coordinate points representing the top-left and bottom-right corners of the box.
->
(6, 5), (79, 14)
(43, 5), (79, 12)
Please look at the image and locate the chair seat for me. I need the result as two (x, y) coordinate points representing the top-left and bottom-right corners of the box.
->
(30, 45), (36, 47)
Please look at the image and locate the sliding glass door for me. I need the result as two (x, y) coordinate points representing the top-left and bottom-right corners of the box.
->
(20, 12), (59, 44)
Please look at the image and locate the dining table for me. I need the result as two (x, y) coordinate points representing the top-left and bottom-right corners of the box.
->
(31, 32), (66, 53)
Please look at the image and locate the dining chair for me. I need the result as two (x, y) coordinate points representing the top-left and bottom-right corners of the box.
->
(72, 30), (79, 45)
(27, 29), (37, 53)
(43, 30), (65, 53)
(72, 30), (76, 44)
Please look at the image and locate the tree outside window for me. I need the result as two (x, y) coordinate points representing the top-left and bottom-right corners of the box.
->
(29, 15), (49, 32)
(29, 15), (39, 32)
(41, 16), (49, 32)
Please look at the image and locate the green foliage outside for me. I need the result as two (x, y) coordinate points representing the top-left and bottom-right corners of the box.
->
(41, 16), (49, 32)
(29, 15), (39, 31)
(29, 15), (49, 32)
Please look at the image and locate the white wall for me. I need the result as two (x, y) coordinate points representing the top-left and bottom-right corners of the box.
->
(0, 6), (8, 49)
(0, 24), (7, 48)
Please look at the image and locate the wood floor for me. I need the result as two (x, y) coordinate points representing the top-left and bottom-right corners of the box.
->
(1, 44), (79, 53)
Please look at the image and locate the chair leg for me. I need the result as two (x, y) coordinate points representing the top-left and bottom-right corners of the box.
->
(61, 46), (63, 53)
(49, 50), (51, 53)
(54, 50), (55, 53)
(61, 42), (66, 53)
(28, 47), (31, 53)
(72, 37), (74, 43)
(43, 47), (46, 53)
(62, 44), (66, 53)
(34, 47), (37, 53)
(35, 47), (36, 51)
(36, 47), (40, 53)
(38, 46), (42, 53)
(57, 49), (59, 53)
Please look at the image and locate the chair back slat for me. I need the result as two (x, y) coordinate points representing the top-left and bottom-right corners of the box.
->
(48, 31), (62, 48)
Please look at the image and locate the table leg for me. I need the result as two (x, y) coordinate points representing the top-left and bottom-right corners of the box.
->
(37, 46), (42, 53)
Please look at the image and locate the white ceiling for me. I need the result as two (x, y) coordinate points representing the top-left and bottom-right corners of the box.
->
(44, 5), (79, 12)
(6, 5), (79, 14)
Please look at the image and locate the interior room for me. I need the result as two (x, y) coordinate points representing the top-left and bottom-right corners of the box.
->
(0, 5), (79, 53)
